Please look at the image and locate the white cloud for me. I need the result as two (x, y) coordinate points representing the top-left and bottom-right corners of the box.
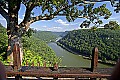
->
(46, 26), (63, 32)
(55, 19), (80, 26)
(42, 26), (47, 28)
(41, 20), (46, 21)
(55, 19), (69, 26)
(53, 27), (62, 29)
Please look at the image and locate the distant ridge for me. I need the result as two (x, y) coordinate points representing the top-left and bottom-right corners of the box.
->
(33, 31), (68, 42)
(57, 29), (120, 63)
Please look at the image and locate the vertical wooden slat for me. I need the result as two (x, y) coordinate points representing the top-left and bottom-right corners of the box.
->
(91, 47), (98, 72)
(32, 61), (34, 66)
(13, 43), (21, 71)
(26, 60), (28, 66)
(54, 63), (58, 71)
(43, 61), (46, 67)
(38, 61), (40, 67)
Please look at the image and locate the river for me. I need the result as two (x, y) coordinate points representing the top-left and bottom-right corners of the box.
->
(48, 42), (112, 68)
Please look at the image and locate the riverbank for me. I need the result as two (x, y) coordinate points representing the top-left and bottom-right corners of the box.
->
(57, 42), (116, 66)
(48, 42), (113, 67)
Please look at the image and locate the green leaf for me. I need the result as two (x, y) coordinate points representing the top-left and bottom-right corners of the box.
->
(66, 15), (71, 22)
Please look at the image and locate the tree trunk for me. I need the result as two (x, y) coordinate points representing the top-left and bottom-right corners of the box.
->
(7, 1), (22, 70)
(7, 11), (23, 70)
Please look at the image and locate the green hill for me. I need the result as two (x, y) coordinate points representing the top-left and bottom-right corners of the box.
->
(33, 31), (58, 42)
(0, 24), (60, 66)
(57, 29), (120, 62)
(0, 23), (8, 60)
(33, 31), (67, 42)
(22, 36), (60, 66)
(52, 31), (68, 37)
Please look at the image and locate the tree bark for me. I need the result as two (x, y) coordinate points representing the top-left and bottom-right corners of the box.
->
(7, 12), (23, 70)
(7, 0), (22, 70)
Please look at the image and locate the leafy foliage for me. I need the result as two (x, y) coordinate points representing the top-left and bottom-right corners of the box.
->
(0, 24), (61, 66)
(57, 29), (120, 62)
(104, 21), (120, 30)
(80, 4), (112, 28)
(0, 24), (7, 57)
(0, 24), (11, 64)
(22, 36), (61, 66)
(33, 31), (58, 42)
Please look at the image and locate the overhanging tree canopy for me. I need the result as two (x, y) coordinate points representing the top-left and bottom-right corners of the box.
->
(80, 4), (112, 28)
(104, 20), (120, 29)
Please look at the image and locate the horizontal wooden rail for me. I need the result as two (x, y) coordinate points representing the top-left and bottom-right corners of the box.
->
(5, 66), (113, 79)
(6, 72), (111, 78)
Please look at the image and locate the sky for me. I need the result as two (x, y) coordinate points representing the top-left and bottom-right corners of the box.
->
(0, 1), (120, 32)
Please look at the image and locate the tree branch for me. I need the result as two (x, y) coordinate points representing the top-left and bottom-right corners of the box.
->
(19, 1), (38, 28)
(29, 1), (82, 24)
(0, 6), (9, 22)
(30, 15), (55, 23)
(19, 0), (112, 30)
(19, 3), (68, 30)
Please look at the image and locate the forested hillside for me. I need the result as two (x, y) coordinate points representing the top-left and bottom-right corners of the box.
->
(33, 31), (68, 42)
(57, 29), (120, 62)
(33, 31), (58, 42)
(52, 31), (68, 37)
(0, 24), (60, 66)
(22, 36), (61, 66)
(0, 24), (8, 63)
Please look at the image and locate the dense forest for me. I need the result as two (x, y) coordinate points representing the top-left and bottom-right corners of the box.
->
(22, 36), (61, 66)
(33, 31), (58, 42)
(0, 24), (8, 64)
(33, 31), (66, 42)
(0, 24), (61, 66)
(57, 29), (120, 62)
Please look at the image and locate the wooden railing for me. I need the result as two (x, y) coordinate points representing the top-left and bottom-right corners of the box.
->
(6, 66), (113, 80)
(5, 44), (114, 80)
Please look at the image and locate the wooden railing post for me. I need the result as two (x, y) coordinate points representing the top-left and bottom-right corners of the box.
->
(91, 47), (98, 72)
(13, 43), (21, 71)
(43, 61), (46, 67)
(26, 60), (28, 66)
(53, 63), (58, 71)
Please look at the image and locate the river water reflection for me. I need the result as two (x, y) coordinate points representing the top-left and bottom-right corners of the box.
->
(48, 42), (112, 68)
